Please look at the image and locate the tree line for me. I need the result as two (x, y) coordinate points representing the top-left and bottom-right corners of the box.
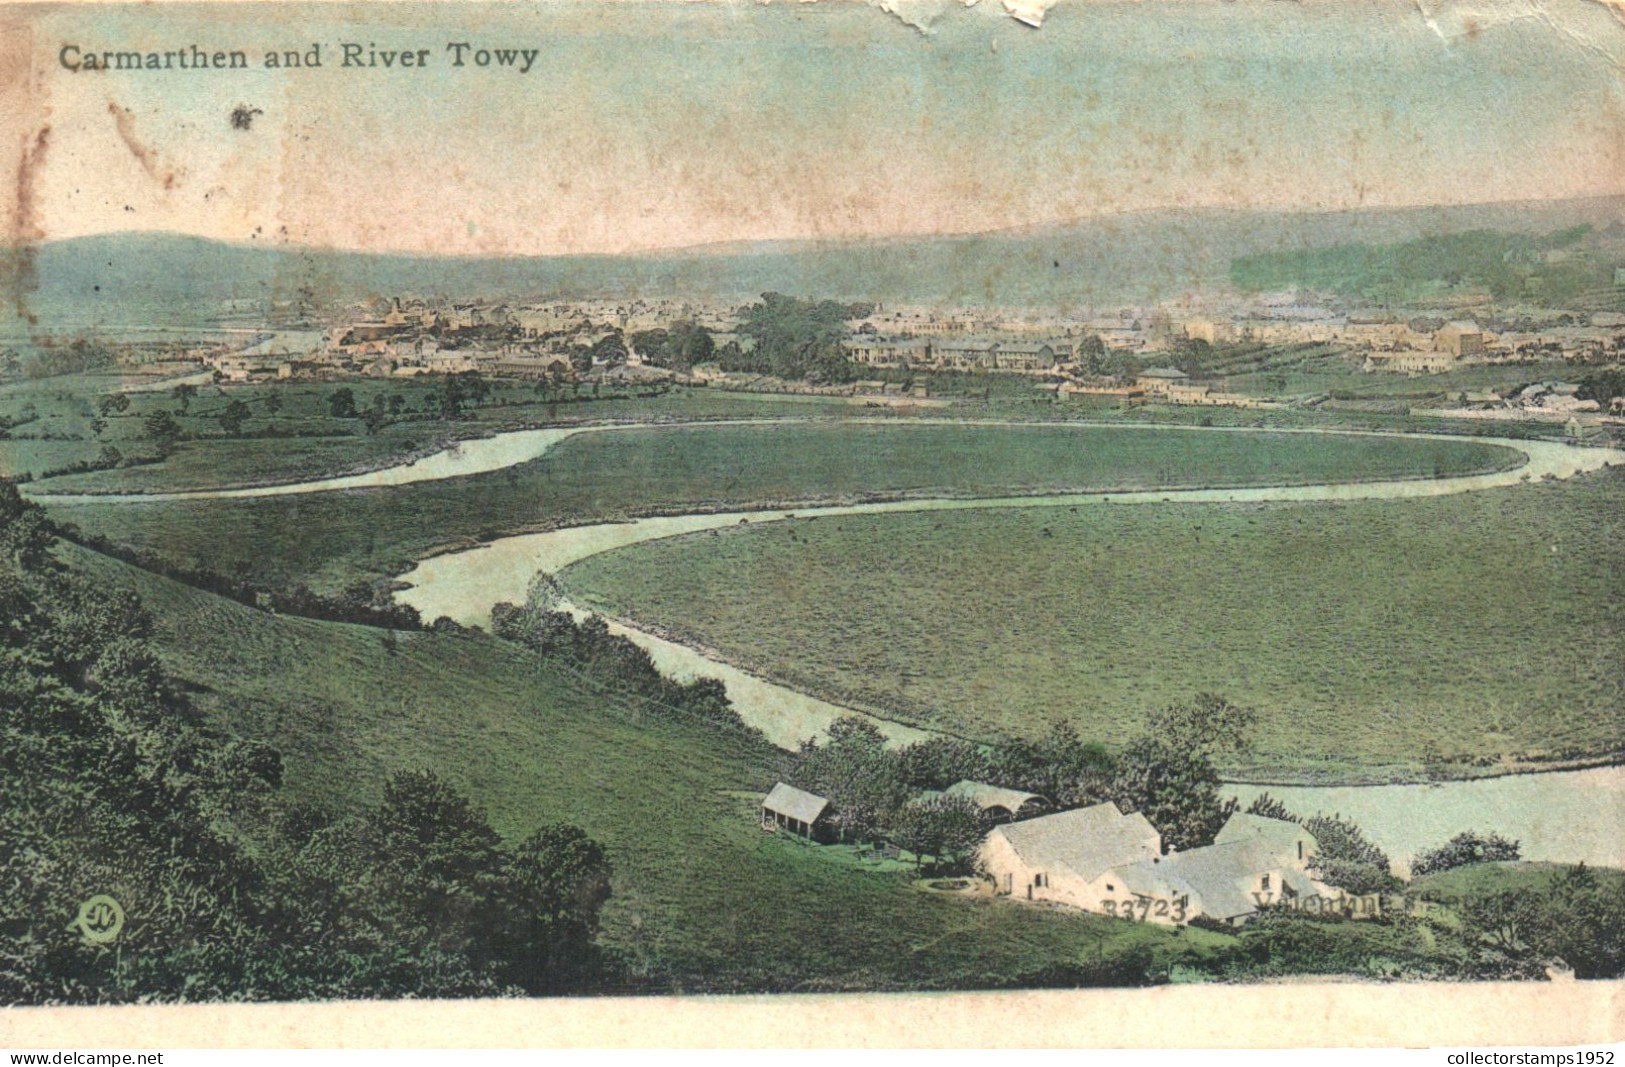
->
(490, 574), (765, 742)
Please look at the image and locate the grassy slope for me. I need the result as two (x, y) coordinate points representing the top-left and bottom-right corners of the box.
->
(1409, 862), (1625, 902)
(40, 423), (1518, 594)
(561, 469), (1625, 782)
(65, 544), (1231, 991)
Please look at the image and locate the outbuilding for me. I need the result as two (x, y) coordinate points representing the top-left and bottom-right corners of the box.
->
(761, 782), (836, 842)
(941, 780), (1047, 823)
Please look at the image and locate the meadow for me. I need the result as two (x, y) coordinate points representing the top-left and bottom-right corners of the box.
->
(559, 467), (1625, 783)
(38, 421), (1520, 594)
(65, 544), (1233, 991)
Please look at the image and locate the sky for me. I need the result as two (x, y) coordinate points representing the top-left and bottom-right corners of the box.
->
(6, 0), (1625, 256)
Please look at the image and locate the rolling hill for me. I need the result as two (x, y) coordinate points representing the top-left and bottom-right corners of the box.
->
(6, 195), (1625, 333)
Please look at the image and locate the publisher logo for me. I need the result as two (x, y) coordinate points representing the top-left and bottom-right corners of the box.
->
(72, 895), (125, 944)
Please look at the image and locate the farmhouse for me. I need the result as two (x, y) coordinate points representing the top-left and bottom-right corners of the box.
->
(1096, 812), (1330, 925)
(1059, 381), (1145, 404)
(940, 780), (1046, 823)
(980, 802), (1162, 905)
(761, 782), (836, 842)
(1101, 835), (1323, 926)
(1183, 318), (1237, 345)
(980, 805), (1343, 925)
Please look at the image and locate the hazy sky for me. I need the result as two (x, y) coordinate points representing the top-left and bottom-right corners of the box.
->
(9, 0), (1625, 255)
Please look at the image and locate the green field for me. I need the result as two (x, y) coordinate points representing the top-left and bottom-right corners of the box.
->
(65, 543), (1232, 991)
(560, 468), (1625, 782)
(3, 376), (921, 492)
(39, 422), (1521, 594)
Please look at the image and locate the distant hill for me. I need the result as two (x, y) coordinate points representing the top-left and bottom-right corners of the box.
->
(5, 194), (1625, 331)
(1231, 223), (1624, 306)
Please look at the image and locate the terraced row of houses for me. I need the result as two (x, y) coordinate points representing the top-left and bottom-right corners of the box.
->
(843, 338), (1073, 373)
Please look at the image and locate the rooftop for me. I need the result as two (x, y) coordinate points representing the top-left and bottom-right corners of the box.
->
(763, 782), (829, 825)
(989, 801), (1160, 883)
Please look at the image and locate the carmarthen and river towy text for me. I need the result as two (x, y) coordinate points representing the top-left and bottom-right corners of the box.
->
(59, 43), (542, 73)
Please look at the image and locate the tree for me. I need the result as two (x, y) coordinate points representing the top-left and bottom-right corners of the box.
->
(217, 399), (251, 437)
(630, 329), (671, 367)
(895, 736), (990, 792)
(987, 720), (1113, 808)
(171, 382), (198, 414)
(1411, 832), (1522, 878)
(736, 293), (868, 383)
(591, 331), (629, 368)
(440, 372), (489, 419)
(667, 321), (715, 371)
(893, 794), (984, 870)
(96, 393), (130, 418)
(1147, 693), (1257, 759)
(501, 825), (614, 992)
(1076, 333), (1107, 376)
(142, 409), (182, 452)
(1109, 695), (1256, 851)
(1301, 814), (1396, 895)
(1112, 737), (1235, 852)
(263, 392), (283, 416)
(327, 388), (358, 419)
(1244, 793), (1296, 822)
(787, 717), (908, 844)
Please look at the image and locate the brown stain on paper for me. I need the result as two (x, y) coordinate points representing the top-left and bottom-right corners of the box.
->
(5, 124), (49, 324)
(108, 101), (179, 191)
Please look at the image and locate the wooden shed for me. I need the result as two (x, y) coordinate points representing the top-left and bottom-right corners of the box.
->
(761, 782), (834, 842)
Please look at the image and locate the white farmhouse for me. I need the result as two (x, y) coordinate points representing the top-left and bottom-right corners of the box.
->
(982, 806), (1340, 926)
(980, 802), (1162, 906)
(1100, 814), (1325, 926)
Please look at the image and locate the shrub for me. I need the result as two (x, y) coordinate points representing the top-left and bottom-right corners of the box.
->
(1411, 832), (1522, 878)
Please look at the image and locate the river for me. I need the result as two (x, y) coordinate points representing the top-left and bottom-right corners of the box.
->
(33, 415), (1625, 871)
(387, 422), (1624, 871)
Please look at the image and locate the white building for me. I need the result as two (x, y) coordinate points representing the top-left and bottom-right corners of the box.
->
(982, 807), (1341, 926)
(979, 802), (1162, 906)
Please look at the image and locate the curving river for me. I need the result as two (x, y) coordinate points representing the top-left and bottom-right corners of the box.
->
(34, 415), (1625, 871)
(385, 421), (1624, 872)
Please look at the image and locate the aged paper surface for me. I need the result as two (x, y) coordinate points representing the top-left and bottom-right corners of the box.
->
(2, 0), (1624, 1048)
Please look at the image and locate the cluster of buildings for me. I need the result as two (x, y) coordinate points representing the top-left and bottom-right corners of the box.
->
(843, 337), (1073, 374)
(761, 781), (1375, 927)
(1056, 367), (1274, 409)
(196, 297), (735, 384)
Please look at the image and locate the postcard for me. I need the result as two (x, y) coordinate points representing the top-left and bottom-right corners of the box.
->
(1, 0), (1623, 1049)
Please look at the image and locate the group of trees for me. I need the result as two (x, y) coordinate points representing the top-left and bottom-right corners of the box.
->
(631, 321), (714, 372)
(0, 479), (615, 1003)
(1454, 865), (1625, 980)
(59, 525), (425, 631)
(783, 693), (1258, 868)
(726, 293), (872, 384)
(489, 576), (761, 740)
(330, 374), (492, 428)
(1411, 832), (1522, 878)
